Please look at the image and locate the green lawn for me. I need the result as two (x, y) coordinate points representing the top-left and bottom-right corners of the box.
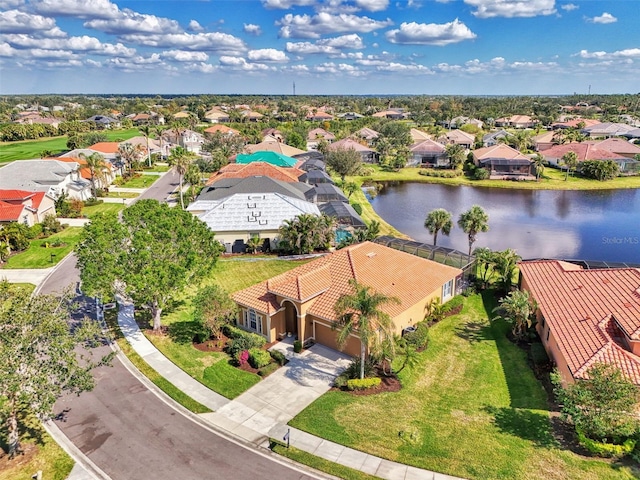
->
(351, 164), (640, 191)
(0, 433), (74, 480)
(117, 175), (158, 189)
(82, 202), (126, 218)
(140, 257), (311, 399)
(142, 165), (170, 173)
(0, 129), (140, 163)
(105, 191), (139, 199)
(290, 292), (639, 480)
(3, 227), (82, 269)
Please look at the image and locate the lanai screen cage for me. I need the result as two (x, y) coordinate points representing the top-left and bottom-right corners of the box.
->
(374, 236), (476, 279)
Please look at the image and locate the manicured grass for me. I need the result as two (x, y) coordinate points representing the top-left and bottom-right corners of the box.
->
(0, 433), (74, 480)
(351, 164), (640, 191)
(103, 310), (212, 414)
(81, 202), (126, 218)
(140, 257), (310, 399)
(0, 129), (140, 163)
(290, 292), (639, 480)
(142, 165), (170, 173)
(3, 227), (82, 269)
(105, 191), (139, 199)
(270, 443), (381, 480)
(117, 175), (158, 189)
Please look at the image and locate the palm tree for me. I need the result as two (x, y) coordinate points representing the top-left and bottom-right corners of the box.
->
(445, 143), (466, 169)
(155, 125), (167, 160)
(169, 146), (195, 209)
(139, 125), (153, 167)
(79, 151), (106, 198)
(531, 153), (546, 181)
(117, 143), (144, 175)
(183, 163), (202, 203)
(562, 151), (578, 181)
(333, 279), (400, 379)
(424, 208), (453, 246)
(492, 290), (536, 341)
(458, 205), (489, 256)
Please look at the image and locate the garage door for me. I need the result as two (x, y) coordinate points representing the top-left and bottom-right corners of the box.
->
(314, 322), (361, 358)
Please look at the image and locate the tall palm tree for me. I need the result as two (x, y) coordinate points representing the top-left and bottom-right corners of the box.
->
(531, 153), (546, 181)
(117, 143), (144, 175)
(79, 151), (106, 198)
(155, 125), (167, 160)
(333, 279), (400, 379)
(169, 146), (195, 209)
(183, 163), (202, 203)
(139, 125), (153, 167)
(562, 151), (578, 181)
(458, 205), (489, 256)
(424, 208), (453, 246)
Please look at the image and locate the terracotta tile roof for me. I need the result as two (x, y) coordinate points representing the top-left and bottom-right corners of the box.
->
(206, 162), (304, 185)
(204, 125), (240, 135)
(519, 260), (640, 384)
(589, 138), (640, 156)
(473, 144), (528, 160)
(30, 191), (46, 210)
(541, 143), (626, 161)
(411, 139), (446, 153)
(88, 142), (120, 154)
(0, 201), (26, 221)
(551, 118), (601, 129)
(233, 242), (462, 322)
(0, 189), (36, 201)
(244, 140), (306, 157)
(328, 138), (375, 153)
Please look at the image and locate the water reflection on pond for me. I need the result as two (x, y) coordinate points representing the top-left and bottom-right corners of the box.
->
(369, 182), (640, 263)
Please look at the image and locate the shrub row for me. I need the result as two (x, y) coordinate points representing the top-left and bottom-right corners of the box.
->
(418, 168), (463, 178)
(223, 324), (266, 359)
(577, 430), (636, 458)
(346, 377), (381, 391)
(258, 363), (280, 377)
(269, 349), (288, 366)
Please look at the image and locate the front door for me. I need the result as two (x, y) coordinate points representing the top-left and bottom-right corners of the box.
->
(284, 301), (298, 337)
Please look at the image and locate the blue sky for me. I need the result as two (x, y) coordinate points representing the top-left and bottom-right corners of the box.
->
(0, 0), (638, 95)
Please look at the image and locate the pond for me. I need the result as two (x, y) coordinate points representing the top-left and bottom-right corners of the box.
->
(369, 182), (640, 264)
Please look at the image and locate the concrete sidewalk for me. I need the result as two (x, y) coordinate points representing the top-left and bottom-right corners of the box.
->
(117, 301), (465, 480)
(0, 267), (54, 286)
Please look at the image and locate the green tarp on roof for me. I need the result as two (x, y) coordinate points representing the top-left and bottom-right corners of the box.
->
(235, 151), (297, 167)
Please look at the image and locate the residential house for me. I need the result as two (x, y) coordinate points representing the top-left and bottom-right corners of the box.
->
(532, 130), (557, 151)
(235, 151), (298, 168)
(447, 116), (484, 129)
(307, 128), (336, 150)
(232, 241), (462, 355)
(163, 129), (205, 154)
(85, 115), (120, 129)
(582, 123), (637, 138)
(45, 156), (116, 191)
(409, 128), (431, 143)
(204, 125), (241, 137)
(300, 170), (334, 185)
(261, 128), (284, 142)
(483, 129), (510, 147)
(354, 127), (379, 146)
(242, 111), (264, 122)
(372, 109), (408, 120)
(519, 260), (640, 386)
(295, 152), (326, 172)
(438, 130), (475, 149)
(204, 109), (230, 123)
(551, 118), (600, 130)
(0, 189), (55, 226)
(0, 160), (92, 200)
(408, 139), (448, 167)
(328, 138), (378, 163)
(310, 183), (348, 203)
(495, 115), (536, 129)
(188, 191), (320, 253)
(587, 138), (640, 159)
(306, 111), (334, 122)
(196, 176), (312, 205)
(14, 115), (63, 129)
(206, 162), (304, 186)
(337, 112), (364, 121)
(244, 138), (306, 157)
(473, 144), (534, 179)
(541, 143), (633, 173)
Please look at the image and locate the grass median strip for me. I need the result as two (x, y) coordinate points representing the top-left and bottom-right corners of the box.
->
(270, 442), (381, 480)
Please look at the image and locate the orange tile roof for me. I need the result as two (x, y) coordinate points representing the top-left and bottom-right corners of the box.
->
(0, 189), (35, 201)
(519, 260), (640, 384)
(473, 144), (528, 160)
(541, 143), (625, 161)
(204, 124), (240, 135)
(0, 201), (26, 221)
(30, 191), (46, 210)
(87, 142), (120, 154)
(206, 162), (304, 185)
(233, 242), (462, 323)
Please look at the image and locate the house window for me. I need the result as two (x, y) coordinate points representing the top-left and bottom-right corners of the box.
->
(244, 309), (262, 334)
(442, 279), (453, 300)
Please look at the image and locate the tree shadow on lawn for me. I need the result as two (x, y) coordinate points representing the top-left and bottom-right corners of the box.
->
(483, 405), (558, 449)
(454, 321), (494, 344)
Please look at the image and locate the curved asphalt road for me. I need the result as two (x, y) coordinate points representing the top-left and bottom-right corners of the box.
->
(44, 172), (322, 480)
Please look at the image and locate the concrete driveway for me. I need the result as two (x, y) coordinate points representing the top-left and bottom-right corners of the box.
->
(207, 340), (351, 441)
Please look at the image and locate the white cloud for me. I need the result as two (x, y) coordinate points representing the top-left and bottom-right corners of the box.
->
(247, 48), (289, 62)
(3, 34), (136, 56)
(588, 12), (617, 24)
(433, 56), (557, 75)
(376, 62), (433, 73)
(84, 10), (182, 35)
(219, 56), (275, 71)
(243, 23), (262, 35)
(385, 19), (476, 46)
(277, 12), (393, 39)
(560, 3), (578, 11)
(162, 50), (209, 62)
(31, 0), (120, 19)
(465, 0), (556, 19)
(188, 20), (204, 32)
(30, 48), (78, 59)
(119, 32), (246, 55)
(354, 0), (389, 12)
(0, 42), (18, 57)
(286, 34), (364, 54)
(0, 9), (65, 36)
(577, 48), (640, 59)
(262, 0), (316, 8)
(0, 0), (25, 8)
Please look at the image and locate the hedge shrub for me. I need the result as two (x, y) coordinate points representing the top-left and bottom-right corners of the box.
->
(293, 340), (302, 353)
(248, 348), (271, 369)
(473, 168), (489, 180)
(351, 202), (363, 215)
(418, 168), (463, 178)
(258, 363), (280, 377)
(403, 322), (430, 350)
(577, 430), (636, 458)
(443, 295), (464, 315)
(347, 377), (381, 391)
(224, 325), (266, 359)
(269, 349), (288, 366)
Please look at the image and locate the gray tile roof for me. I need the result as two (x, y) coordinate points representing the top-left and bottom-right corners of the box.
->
(196, 176), (312, 202)
(0, 160), (80, 191)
